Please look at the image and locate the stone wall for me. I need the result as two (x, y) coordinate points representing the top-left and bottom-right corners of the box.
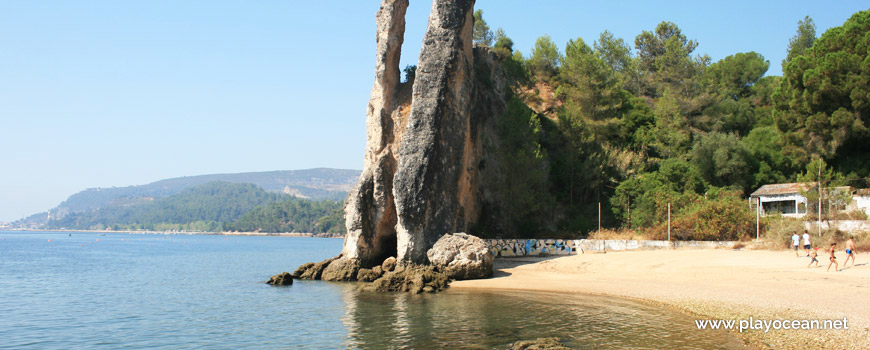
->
(486, 239), (739, 257)
(804, 220), (870, 233)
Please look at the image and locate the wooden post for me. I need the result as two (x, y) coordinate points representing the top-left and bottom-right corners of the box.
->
(818, 159), (822, 237)
(755, 198), (760, 240)
(598, 202), (601, 234)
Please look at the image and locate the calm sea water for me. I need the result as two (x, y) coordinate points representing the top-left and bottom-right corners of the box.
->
(0, 231), (742, 349)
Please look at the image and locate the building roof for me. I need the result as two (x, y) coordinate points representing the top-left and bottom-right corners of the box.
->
(750, 183), (811, 197)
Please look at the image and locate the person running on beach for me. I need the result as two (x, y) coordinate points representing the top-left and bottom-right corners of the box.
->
(802, 230), (811, 256)
(827, 242), (839, 272)
(807, 247), (819, 268)
(792, 232), (801, 257)
(843, 236), (857, 267)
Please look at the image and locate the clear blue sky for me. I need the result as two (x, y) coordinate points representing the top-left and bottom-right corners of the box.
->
(1, 1), (866, 222)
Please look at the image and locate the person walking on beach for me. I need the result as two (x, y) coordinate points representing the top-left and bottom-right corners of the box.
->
(808, 247), (819, 268)
(827, 242), (839, 272)
(843, 236), (857, 267)
(792, 232), (801, 257)
(802, 230), (811, 256)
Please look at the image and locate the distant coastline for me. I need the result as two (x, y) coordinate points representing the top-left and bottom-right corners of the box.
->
(0, 228), (344, 239)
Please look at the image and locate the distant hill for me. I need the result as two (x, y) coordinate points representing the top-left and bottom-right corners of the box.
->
(53, 168), (358, 214)
(45, 181), (345, 234)
(12, 168), (360, 228)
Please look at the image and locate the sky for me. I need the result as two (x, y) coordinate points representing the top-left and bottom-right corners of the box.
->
(1, 1), (867, 222)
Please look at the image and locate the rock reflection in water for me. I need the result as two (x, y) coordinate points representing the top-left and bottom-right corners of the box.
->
(339, 286), (744, 349)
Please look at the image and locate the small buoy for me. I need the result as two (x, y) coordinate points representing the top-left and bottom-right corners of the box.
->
(48, 239), (51, 242)
(81, 244), (84, 247)
(96, 239), (100, 242)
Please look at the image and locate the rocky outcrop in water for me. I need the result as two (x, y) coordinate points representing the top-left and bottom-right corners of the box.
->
(509, 338), (572, 350)
(266, 272), (293, 286)
(427, 233), (493, 280)
(364, 264), (450, 294)
(294, 0), (506, 290)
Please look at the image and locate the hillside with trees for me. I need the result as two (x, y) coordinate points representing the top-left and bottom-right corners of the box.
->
(13, 168), (359, 229)
(45, 181), (345, 234)
(468, 9), (869, 240)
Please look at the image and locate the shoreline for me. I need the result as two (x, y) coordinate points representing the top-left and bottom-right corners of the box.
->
(451, 249), (870, 349)
(0, 228), (344, 239)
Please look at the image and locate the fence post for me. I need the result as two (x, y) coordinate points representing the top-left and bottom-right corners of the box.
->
(598, 202), (601, 234)
(756, 199), (760, 241)
(668, 203), (671, 245)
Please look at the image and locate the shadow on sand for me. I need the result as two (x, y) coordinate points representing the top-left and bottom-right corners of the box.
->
(489, 255), (567, 278)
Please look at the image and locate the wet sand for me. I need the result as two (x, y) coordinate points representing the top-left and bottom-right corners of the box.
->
(452, 249), (870, 349)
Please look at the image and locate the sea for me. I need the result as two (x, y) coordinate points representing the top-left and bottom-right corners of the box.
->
(0, 231), (743, 349)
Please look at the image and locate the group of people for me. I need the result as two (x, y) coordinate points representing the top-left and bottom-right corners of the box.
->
(792, 230), (857, 272)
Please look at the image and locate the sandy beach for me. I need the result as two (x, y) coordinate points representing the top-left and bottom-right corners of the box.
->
(452, 249), (870, 349)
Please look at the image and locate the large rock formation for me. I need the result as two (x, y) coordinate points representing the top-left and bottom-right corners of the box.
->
(296, 0), (505, 284)
(426, 233), (493, 280)
(393, 0), (479, 264)
(341, 0), (410, 268)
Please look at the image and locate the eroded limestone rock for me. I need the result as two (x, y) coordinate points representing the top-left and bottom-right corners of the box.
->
(321, 258), (361, 282)
(292, 256), (338, 280)
(381, 256), (397, 272)
(393, 0), (478, 264)
(364, 264), (449, 294)
(341, 0), (410, 268)
(266, 272), (293, 286)
(509, 338), (571, 350)
(292, 0), (512, 292)
(427, 232), (493, 280)
(356, 268), (383, 282)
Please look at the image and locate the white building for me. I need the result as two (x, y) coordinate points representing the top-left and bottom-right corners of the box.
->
(749, 183), (810, 217)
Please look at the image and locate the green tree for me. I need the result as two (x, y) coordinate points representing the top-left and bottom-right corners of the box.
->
(775, 10), (869, 167)
(472, 9), (493, 47)
(595, 30), (640, 94)
(493, 27), (514, 58)
(528, 35), (561, 80)
(690, 132), (754, 192)
(783, 16), (816, 67)
(703, 52), (769, 100)
(634, 21), (706, 98)
(557, 37), (626, 134)
(647, 89), (691, 158)
(697, 52), (769, 136)
(740, 125), (791, 187)
(610, 158), (706, 228)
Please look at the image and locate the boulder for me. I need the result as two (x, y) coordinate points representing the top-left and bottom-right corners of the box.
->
(292, 263), (314, 278)
(381, 256), (397, 272)
(427, 233), (493, 280)
(365, 264), (449, 294)
(266, 272), (293, 286)
(321, 258), (360, 282)
(509, 338), (571, 350)
(294, 256), (338, 280)
(356, 268), (383, 282)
